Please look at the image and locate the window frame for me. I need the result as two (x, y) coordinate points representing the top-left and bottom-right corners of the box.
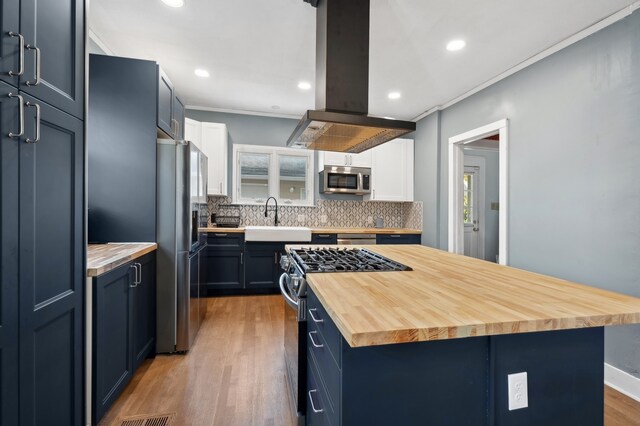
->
(232, 144), (315, 206)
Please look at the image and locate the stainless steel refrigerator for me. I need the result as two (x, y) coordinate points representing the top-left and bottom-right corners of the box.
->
(156, 139), (208, 353)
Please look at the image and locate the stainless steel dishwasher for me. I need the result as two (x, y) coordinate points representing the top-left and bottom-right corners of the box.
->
(336, 233), (377, 245)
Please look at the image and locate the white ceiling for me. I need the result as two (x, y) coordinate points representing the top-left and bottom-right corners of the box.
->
(90, 0), (635, 120)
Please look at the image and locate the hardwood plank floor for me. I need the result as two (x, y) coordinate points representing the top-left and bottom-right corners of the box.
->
(99, 295), (640, 425)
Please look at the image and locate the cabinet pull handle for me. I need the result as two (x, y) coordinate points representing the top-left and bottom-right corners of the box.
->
(7, 32), (25, 76)
(308, 331), (324, 348)
(219, 182), (222, 193)
(240, 252), (243, 264)
(214, 233), (228, 237)
(24, 45), (40, 86)
(135, 262), (142, 285)
(24, 101), (40, 144)
(129, 264), (138, 287)
(274, 252), (278, 264)
(308, 390), (324, 413)
(308, 308), (323, 323)
(317, 234), (330, 238)
(7, 93), (24, 138)
(389, 234), (401, 238)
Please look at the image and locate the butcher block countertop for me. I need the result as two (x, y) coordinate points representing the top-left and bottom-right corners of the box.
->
(295, 244), (640, 348)
(87, 243), (157, 277)
(200, 226), (421, 234)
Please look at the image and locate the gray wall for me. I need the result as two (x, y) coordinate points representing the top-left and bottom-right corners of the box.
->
(414, 10), (640, 377)
(185, 109), (362, 201)
(464, 151), (499, 262)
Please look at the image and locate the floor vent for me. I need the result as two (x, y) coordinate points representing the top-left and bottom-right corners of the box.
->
(118, 412), (176, 426)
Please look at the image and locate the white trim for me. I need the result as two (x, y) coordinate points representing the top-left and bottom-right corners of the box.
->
(448, 119), (508, 265)
(88, 28), (114, 55)
(463, 156), (486, 261)
(605, 363), (640, 402)
(413, 2), (640, 122)
(185, 105), (301, 120)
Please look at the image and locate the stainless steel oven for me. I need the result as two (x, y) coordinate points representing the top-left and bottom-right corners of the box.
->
(319, 166), (371, 195)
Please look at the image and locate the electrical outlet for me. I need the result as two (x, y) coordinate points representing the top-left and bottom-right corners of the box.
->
(297, 214), (306, 223)
(320, 215), (328, 224)
(508, 372), (528, 410)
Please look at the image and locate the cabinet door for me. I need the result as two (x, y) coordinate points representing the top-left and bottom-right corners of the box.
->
(0, 81), (20, 426)
(185, 118), (202, 150)
(174, 95), (185, 139)
(93, 263), (135, 424)
(0, 0), (20, 87)
(205, 249), (244, 291)
(18, 94), (84, 425)
(349, 150), (371, 168)
(321, 151), (349, 167)
(201, 122), (228, 195)
(244, 243), (281, 289)
(368, 139), (414, 201)
(20, 0), (84, 119)
(157, 66), (174, 137)
(132, 252), (156, 370)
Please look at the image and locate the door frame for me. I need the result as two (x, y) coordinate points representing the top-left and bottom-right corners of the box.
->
(463, 156), (486, 260)
(448, 119), (509, 265)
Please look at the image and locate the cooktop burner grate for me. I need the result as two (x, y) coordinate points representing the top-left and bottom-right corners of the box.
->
(290, 248), (412, 274)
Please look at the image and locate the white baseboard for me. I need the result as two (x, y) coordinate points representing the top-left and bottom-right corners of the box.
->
(605, 363), (640, 402)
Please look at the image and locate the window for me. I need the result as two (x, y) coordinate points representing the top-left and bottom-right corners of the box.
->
(233, 144), (314, 206)
(463, 169), (476, 225)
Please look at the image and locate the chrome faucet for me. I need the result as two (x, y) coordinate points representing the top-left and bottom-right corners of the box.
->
(264, 197), (279, 226)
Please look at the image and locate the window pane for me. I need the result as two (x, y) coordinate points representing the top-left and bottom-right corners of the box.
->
(240, 153), (269, 200)
(279, 155), (307, 201)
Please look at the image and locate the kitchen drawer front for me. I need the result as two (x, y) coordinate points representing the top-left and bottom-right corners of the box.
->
(376, 233), (421, 245)
(308, 319), (340, 412)
(308, 288), (342, 368)
(307, 354), (337, 426)
(311, 233), (338, 245)
(206, 232), (244, 250)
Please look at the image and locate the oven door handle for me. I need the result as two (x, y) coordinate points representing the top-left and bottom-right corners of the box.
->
(279, 273), (299, 310)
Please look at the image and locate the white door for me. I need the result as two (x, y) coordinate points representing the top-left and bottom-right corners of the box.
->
(201, 122), (228, 196)
(463, 166), (481, 258)
(348, 151), (372, 168)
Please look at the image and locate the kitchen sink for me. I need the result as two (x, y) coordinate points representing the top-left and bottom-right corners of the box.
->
(244, 226), (312, 242)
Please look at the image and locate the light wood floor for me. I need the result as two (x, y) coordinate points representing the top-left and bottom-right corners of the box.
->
(100, 295), (640, 425)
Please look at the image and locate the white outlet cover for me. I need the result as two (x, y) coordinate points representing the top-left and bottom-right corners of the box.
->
(508, 372), (528, 410)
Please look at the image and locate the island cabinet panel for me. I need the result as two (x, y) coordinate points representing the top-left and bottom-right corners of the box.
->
(490, 327), (604, 426)
(376, 233), (421, 245)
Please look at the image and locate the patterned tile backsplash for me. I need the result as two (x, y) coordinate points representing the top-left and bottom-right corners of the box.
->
(207, 196), (423, 229)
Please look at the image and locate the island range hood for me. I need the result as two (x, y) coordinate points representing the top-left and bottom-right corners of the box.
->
(287, 0), (416, 153)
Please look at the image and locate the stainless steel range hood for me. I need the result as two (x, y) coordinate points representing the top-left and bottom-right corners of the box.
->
(287, 0), (415, 153)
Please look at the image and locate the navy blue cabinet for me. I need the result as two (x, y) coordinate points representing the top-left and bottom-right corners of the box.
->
(244, 242), (284, 290)
(157, 66), (174, 137)
(205, 233), (245, 291)
(0, 80), (20, 426)
(311, 233), (338, 245)
(93, 252), (156, 424)
(0, 0), (20, 88)
(376, 233), (421, 245)
(20, 0), (85, 119)
(174, 95), (185, 139)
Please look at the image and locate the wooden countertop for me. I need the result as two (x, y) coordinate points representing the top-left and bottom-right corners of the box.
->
(200, 226), (421, 235)
(299, 245), (640, 348)
(87, 243), (157, 277)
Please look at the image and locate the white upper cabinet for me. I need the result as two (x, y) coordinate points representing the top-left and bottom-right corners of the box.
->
(319, 150), (372, 169)
(184, 118), (202, 150)
(365, 139), (414, 202)
(186, 119), (228, 196)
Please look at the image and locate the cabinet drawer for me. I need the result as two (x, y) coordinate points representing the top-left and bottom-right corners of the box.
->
(308, 288), (342, 368)
(311, 233), (338, 245)
(307, 354), (336, 426)
(207, 233), (244, 250)
(308, 322), (340, 412)
(376, 233), (421, 245)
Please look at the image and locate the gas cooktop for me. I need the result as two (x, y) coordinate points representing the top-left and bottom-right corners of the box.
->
(289, 247), (412, 274)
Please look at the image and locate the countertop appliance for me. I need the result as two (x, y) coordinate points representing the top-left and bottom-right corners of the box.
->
(156, 139), (209, 353)
(279, 247), (411, 419)
(319, 166), (371, 195)
(287, 0), (415, 153)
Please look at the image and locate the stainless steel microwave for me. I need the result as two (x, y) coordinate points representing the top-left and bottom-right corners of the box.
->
(319, 166), (371, 195)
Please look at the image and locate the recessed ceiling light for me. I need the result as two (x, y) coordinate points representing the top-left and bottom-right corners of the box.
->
(298, 81), (312, 90)
(161, 0), (185, 7)
(388, 91), (401, 100)
(194, 69), (210, 78)
(446, 39), (466, 52)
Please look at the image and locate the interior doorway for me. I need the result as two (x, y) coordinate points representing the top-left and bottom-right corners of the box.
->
(448, 119), (509, 265)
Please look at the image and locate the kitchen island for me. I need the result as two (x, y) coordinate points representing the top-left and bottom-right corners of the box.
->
(296, 245), (640, 425)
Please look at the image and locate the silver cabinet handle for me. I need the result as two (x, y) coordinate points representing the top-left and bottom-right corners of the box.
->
(274, 252), (278, 264)
(344, 154), (348, 165)
(135, 262), (142, 285)
(7, 32), (25, 76)
(308, 308), (323, 323)
(214, 233), (228, 237)
(308, 331), (324, 348)
(25, 45), (40, 86)
(219, 182), (222, 193)
(24, 101), (40, 144)
(7, 93), (24, 138)
(317, 234), (331, 238)
(308, 390), (324, 413)
(240, 252), (243, 264)
(129, 264), (138, 287)
(389, 234), (401, 238)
